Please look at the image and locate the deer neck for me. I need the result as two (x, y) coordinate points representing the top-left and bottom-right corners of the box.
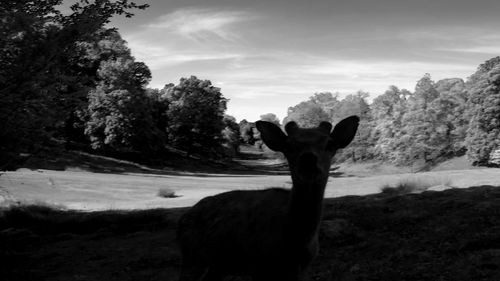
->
(288, 173), (328, 243)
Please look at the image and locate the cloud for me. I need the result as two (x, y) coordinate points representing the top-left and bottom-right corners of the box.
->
(126, 40), (244, 70)
(443, 46), (500, 54)
(117, 7), (491, 122)
(147, 8), (257, 41)
(307, 60), (471, 76)
(213, 51), (474, 95)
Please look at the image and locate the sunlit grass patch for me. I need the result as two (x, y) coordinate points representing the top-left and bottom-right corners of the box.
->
(380, 176), (453, 195)
(0, 198), (67, 210)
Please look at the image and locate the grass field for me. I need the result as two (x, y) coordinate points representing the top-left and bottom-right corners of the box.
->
(2, 167), (500, 210)
(3, 153), (500, 280)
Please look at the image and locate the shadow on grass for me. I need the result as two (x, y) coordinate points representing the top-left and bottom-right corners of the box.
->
(4, 185), (500, 281)
(0, 205), (186, 235)
(0, 205), (188, 281)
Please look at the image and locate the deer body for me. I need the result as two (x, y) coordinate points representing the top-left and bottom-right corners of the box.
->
(177, 116), (359, 281)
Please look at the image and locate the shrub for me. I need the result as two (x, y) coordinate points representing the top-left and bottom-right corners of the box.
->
(380, 176), (452, 195)
(157, 187), (177, 198)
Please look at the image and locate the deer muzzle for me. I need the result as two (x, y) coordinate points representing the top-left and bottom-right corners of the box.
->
(297, 153), (321, 181)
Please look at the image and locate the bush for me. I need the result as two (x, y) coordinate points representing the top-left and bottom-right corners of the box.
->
(157, 188), (177, 198)
(380, 176), (452, 195)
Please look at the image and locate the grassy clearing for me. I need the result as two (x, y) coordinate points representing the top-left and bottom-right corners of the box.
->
(3, 167), (500, 210)
(0, 197), (68, 210)
(380, 175), (453, 195)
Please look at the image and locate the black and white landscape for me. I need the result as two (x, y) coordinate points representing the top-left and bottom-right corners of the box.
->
(2, 0), (500, 280)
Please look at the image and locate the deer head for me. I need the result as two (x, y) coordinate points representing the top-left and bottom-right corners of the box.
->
(256, 116), (359, 184)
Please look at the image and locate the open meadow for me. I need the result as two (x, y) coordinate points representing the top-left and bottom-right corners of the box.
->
(2, 166), (500, 210)
(2, 158), (500, 280)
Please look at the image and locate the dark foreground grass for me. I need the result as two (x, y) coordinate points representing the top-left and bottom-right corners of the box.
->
(2, 185), (500, 280)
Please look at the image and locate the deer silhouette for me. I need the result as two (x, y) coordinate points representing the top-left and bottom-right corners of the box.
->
(177, 116), (359, 281)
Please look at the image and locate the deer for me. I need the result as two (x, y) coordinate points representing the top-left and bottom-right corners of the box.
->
(176, 116), (359, 281)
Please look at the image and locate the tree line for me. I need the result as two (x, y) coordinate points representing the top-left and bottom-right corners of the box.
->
(2, 1), (500, 169)
(0, 0), (239, 169)
(244, 58), (500, 167)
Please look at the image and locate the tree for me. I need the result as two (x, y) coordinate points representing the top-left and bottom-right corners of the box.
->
(63, 29), (138, 148)
(335, 92), (373, 162)
(260, 113), (281, 126)
(284, 101), (330, 128)
(433, 78), (468, 155)
(221, 115), (240, 156)
(147, 86), (171, 141)
(309, 92), (341, 120)
(335, 91), (370, 122)
(465, 57), (500, 165)
(371, 86), (411, 163)
(84, 56), (165, 154)
(0, 0), (148, 168)
(165, 76), (227, 156)
(239, 120), (256, 145)
(399, 74), (447, 165)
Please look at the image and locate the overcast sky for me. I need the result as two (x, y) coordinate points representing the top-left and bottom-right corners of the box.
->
(104, 0), (500, 122)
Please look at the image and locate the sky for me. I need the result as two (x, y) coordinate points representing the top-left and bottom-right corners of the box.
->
(99, 0), (500, 122)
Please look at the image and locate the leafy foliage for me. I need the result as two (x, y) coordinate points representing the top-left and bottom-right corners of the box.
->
(465, 57), (500, 165)
(85, 89), (162, 154)
(221, 115), (241, 156)
(83, 56), (162, 153)
(370, 86), (409, 163)
(164, 76), (227, 156)
(284, 100), (330, 128)
(1, 0), (499, 170)
(239, 120), (257, 145)
(399, 74), (443, 164)
(432, 78), (467, 155)
(0, 0), (148, 168)
(284, 69), (477, 167)
(260, 113), (281, 126)
(335, 92), (373, 162)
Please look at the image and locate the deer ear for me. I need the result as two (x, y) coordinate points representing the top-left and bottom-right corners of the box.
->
(256, 121), (287, 152)
(318, 121), (333, 133)
(284, 121), (299, 135)
(330, 116), (359, 149)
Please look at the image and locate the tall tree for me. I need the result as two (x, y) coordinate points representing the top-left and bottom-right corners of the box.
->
(309, 92), (341, 121)
(0, 0), (148, 168)
(370, 86), (408, 162)
(239, 120), (256, 145)
(400, 74), (443, 164)
(147, 86), (171, 141)
(284, 101), (330, 128)
(64, 29), (137, 147)
(335, 92), (373, 161)
(165, 76), (227, 156)
(259, 113), (281, 126)
(221, 115), (240, 156)
(465, 57), (500, 165)
(84, 57), (163, 154)
(432, 78), (468, 155)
